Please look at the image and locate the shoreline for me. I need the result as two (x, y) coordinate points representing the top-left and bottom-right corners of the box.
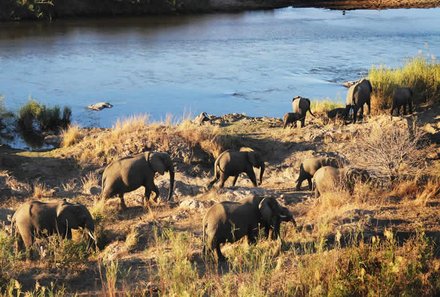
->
(0, 0), (439, 22)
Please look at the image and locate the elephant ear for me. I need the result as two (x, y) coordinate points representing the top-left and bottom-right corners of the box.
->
(258, 198), (275, 225)
(246, 150), (262, 168)
(148, 152), (167, 175)
(56, 204), (77, 235)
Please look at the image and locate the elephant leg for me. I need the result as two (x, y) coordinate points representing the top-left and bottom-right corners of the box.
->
(359, 105), (364, 119)
(295, 177), (304, 191)
(247, 228), (258, 245)
(352, 107), (358, 124)
(301, 117), (305, 128)
(118, 193), (127, 210)
(152, 184), (160, 202)
(390, 105), (395, 118)
(219, 172), (229, 188)
(232, 175), (239, 187)
(245, 169), (258, 187)
(307, 177), (313, 191)
(215, 244), (226, 262)
(409, 101), (413, 114)
(144, 187), (152, 205)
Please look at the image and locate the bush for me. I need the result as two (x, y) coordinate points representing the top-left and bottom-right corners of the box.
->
(369, 56), (440, 111)
(17, 99), (71, 132)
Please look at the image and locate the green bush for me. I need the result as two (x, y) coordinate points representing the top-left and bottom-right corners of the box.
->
(17, 99), (71, 132)
(369, 56), (440, 111)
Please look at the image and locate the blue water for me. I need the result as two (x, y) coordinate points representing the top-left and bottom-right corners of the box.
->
(0, 7), (439, 127)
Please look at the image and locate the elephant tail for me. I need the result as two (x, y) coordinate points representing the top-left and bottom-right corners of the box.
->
(202, 220), (208, 256)
(307, 106), (315, 117)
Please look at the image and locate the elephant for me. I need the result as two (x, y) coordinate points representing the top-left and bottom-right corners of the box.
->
(283, 112), (304, 129)
(313, 166), (370, 198)
(202, 196), (295, 261)
(207, 147), (265, 189)
(11, 199), (95, 257)
(326, 108), (348, 123)
(391, 87), (413, 117)
(296, 156), (342, 191)
(345, 78), (373, 123)
(291, 96), (315, 127)
(102, 151), (175, 210)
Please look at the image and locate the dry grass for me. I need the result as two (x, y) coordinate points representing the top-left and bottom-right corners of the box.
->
(61, 124), (83, 148)
(32, 182), (54, 199)
(311, 100), (344, 113)
(81, 172), (99, 195)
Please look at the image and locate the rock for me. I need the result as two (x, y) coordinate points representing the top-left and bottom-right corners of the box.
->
(87, 102), (113, 111)
(193, 112), (210, 125)
(44, 134), (61, 147)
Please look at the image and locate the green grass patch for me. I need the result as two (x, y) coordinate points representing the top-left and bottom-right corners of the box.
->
(369, 56), (440, 111)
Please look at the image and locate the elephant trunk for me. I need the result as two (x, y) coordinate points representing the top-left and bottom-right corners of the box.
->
(167, 169), (175, 202)
(259, 162), (265, 186)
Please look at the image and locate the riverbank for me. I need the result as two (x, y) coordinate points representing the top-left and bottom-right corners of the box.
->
(0, 103), (439, 295)
(1, 0), (439, 22)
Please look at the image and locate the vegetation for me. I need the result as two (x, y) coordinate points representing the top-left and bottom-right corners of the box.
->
(369, 56), (440, 111)
(18, 99), (71, 132)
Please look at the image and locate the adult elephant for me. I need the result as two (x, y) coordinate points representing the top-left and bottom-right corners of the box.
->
(202, 196), (296, 262)
(391, 87), (413, 117)
(295, 156), (342, 191)
(291, 96), (315, 127)
(102, 151), (175, 210)
(345, 78), (373, 123)
(313, 166), (370, 198)
(207, 148), (265, 189)
(11, 199), (96, 257)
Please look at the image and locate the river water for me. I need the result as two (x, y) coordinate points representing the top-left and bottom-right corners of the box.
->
(0, 7), (439, 127)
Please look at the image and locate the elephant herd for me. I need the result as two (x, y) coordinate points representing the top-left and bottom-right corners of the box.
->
(10, 77), (414, 262)
(283, 78), (414, 128)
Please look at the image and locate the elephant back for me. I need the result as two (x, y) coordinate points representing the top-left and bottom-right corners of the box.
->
(292, 96), (310, 115)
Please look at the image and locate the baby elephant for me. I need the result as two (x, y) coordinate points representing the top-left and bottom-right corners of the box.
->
(203, 196), (295, 262)
(283, 112), (304, 129)
(391, 87), (413, 117)
(208, 148), (265, 189)
(296, 156), (342, 191)
(11, 199), (96, 258)
(326, 108), (347, 123)
(313, 166), (370, 198)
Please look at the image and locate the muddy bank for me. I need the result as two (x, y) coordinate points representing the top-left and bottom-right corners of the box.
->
(0, 0), (293, 21)
(292, 0), (440, 10)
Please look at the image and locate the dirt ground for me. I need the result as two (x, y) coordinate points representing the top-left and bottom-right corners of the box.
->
(292, 0), (440, 10)
(0, 103), (439, 294)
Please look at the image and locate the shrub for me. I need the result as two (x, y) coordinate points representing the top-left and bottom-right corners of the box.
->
(369, 56), (440, 111)
(17, 99), (71, 132)
(344, 121), (427, 183)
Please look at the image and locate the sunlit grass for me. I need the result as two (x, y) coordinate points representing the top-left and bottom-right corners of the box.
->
(369, 56), (440, 111)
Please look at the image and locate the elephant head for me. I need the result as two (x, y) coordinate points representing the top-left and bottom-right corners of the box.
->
(56, 201), (96, 249)
(258, 198), (295, 239)
(147, 152), (175, 201)
(241, 147), (265, 185)
(344, 168), (370, 193)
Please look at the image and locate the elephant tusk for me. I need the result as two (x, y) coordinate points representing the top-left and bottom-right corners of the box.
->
(87, 230), (96, 242)
(279, 214), (288, 219)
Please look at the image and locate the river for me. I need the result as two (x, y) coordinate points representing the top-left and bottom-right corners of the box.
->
(0, 7), (439, 127)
